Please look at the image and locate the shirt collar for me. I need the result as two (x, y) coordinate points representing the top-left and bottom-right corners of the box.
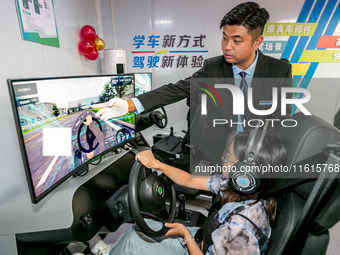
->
(232, 50), (259, 78)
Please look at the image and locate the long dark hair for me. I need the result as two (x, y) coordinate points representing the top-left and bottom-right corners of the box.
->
(221, 131), (286, 223)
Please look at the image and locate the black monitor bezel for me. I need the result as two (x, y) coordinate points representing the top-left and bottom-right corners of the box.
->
(8, 73), (139, 204)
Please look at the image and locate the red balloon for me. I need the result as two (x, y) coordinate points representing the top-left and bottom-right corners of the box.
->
(80, 25), (96, 41)
(84, 49), (98, 60)
(78, 39), (95, 55)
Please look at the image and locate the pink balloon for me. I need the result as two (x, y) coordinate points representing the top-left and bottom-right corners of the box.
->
(80, 25), (96, 41)
(78, 39), (95, 55)
(84, 49), (99, 60)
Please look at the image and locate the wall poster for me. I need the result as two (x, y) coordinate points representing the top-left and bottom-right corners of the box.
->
(15, 0), (59, 47)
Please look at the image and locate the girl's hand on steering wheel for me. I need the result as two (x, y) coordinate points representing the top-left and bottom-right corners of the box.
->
(135, 150), (162, 169)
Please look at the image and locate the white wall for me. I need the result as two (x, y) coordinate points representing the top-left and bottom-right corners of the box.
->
(0, 0), (103, 203)
(107, 0), (306, 144)
(0, 0), (338, 253)
(106, 0), (340, 135)
(0, 0), (339, 233)
(1, 0), (339, 204)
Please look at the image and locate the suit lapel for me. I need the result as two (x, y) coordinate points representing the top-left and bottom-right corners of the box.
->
(221, 58), (235, 81)
(253, 51), (269, 78)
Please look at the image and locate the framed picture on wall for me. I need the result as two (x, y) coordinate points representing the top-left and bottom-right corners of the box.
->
(15, 0), (59, 47)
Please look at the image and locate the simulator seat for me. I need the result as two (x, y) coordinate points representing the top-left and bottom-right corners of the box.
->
(263, 113), (340, 255)
(105, 112), (340, 255)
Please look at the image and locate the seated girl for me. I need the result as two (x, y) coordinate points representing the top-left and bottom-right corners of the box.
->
(96, 129), (286, 255)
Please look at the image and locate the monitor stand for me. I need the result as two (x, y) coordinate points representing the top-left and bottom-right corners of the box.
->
(0, 150), (130, 255)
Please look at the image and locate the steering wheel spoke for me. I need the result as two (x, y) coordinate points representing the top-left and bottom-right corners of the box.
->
(157, 206), (170, 220)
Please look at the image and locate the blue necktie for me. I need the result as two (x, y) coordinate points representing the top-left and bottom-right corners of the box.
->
(239, 71), (248, 104)
(239, 71), (248, 123)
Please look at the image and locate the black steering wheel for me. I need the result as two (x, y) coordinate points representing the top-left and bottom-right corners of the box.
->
(128, 160), (176, 237)
(150, 107), (168, 129)
(77, 117), (102, 153)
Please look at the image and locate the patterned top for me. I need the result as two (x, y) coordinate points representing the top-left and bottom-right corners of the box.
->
(205, 175), (271, 255)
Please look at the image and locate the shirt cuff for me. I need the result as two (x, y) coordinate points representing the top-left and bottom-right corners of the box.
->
(131, 98), (145, 114)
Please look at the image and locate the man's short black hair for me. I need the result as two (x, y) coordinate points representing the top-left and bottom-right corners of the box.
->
(220, 2), (269, 40)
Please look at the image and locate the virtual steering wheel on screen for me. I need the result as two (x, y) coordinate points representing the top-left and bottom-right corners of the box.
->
(128, 159), (176, 237)
(77, 117), (103, 153)
(150, 107), (168, 129)
(116, 128), (132, 143)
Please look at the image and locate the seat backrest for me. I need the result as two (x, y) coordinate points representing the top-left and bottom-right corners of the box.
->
(279, 113), (340, 164)
(266, 113), (340, 255)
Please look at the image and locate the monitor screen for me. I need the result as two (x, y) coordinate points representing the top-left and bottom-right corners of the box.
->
(8, 74), (136, 203)
(134, 73), (152, 97)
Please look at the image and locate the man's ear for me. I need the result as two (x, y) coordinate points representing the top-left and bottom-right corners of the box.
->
(253, 35), (264, 50)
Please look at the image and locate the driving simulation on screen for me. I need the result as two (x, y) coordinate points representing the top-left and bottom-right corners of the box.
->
(9, 75), (136, 202)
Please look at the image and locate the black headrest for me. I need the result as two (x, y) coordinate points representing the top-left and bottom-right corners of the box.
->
(278, 112), (340, 164)
(262, 113), (340, 197)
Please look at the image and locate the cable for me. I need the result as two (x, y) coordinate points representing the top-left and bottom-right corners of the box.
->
(89, 155), (102, 165)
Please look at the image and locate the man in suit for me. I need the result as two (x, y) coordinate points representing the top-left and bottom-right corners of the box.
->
(96, 2), (292, 163)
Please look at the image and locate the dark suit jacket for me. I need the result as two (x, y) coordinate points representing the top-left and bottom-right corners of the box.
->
(138, 51), (292, 163)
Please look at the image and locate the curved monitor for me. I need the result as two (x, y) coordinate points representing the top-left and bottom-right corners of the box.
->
(8, 74), (136, 203)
